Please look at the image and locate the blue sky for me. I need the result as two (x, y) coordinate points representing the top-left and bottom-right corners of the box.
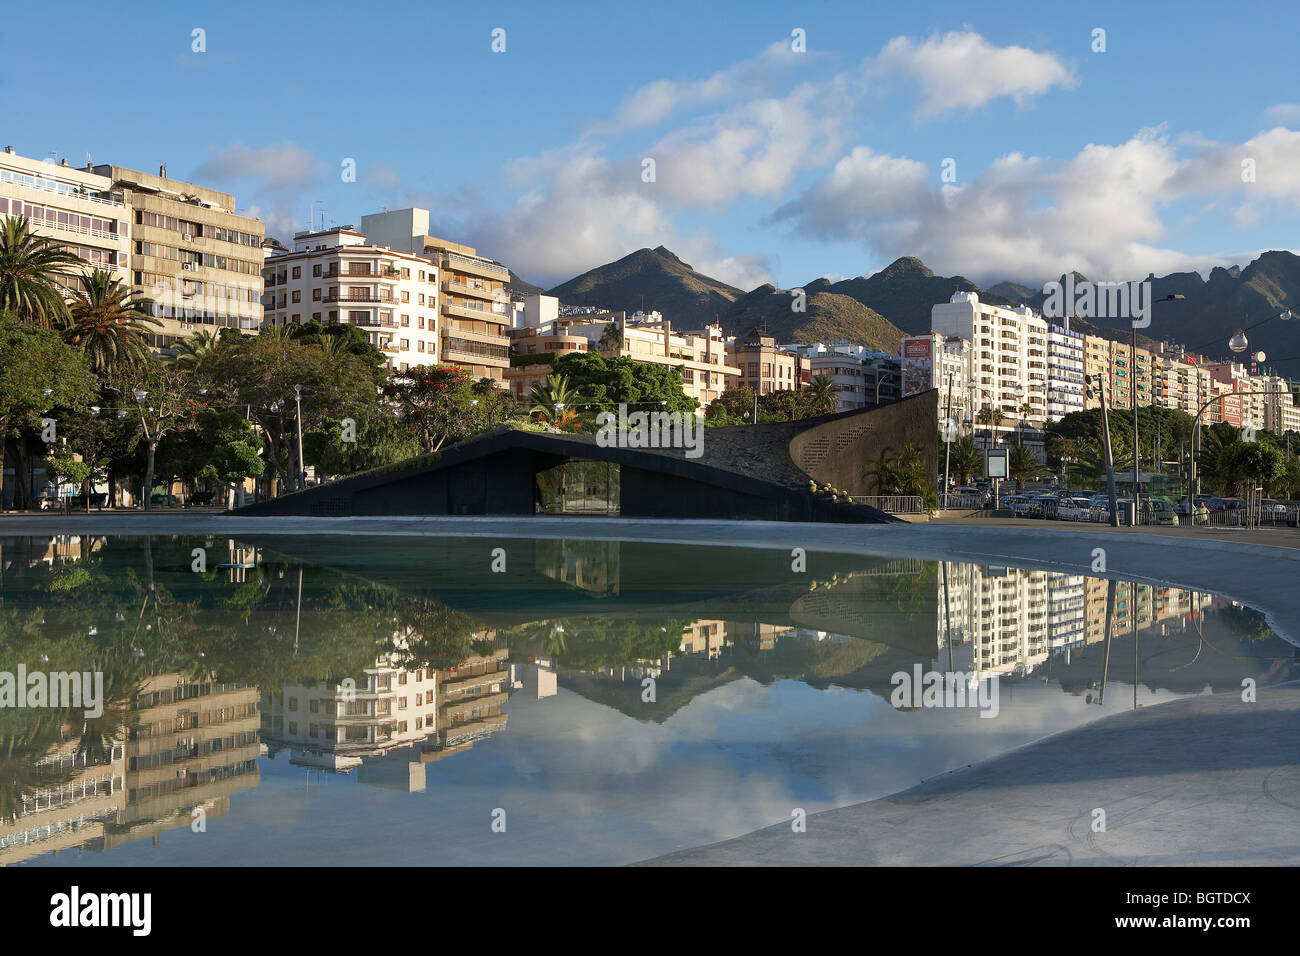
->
(4, 0), (1299, 291)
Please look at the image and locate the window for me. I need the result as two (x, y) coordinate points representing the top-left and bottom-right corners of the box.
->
(418, 341), (425, 353)
(418, 294), (425, 305)
(401, 314), (409, 326)
(292, 290), (301, 303)
(309, 700), (318, 713)
(312, 264), (321, 277)
(312, 288), (321, 301)
(418, 316), (425, 329)
(288, 698), (298, 711)
(288, 721), (297, 735)
(292, 266), (301, 279)
(398, 698), (408, 710)
(400, 338), (409, 350)
(398, 673), (407, 686)
(312, 312), (321, 321)
(401, 291), (410, 303)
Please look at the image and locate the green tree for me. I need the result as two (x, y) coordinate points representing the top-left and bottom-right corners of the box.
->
(949, 434), (983, 484)
(108, 360), (204, 510)
(801, 374), (839, 417)
(529, 373), (583, 430)
(0, 312), (97, 509)
(203, 331), (382, 492)
(0, 215), (82, 328)
(63, 270), (161, 377)
(1009, 444), (1039, 490)
(382, 364), (485, 453)
(551, 351), (697, 416)
(167, 329), (223, 371)
(44, 454), (92, 510)
(1216, 440), (1284, 496)
(305, 414), (422, 479)
(706, 386), (755, 424)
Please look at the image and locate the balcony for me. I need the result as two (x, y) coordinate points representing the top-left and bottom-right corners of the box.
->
(444, 300), (507, 322)
(321, 265), (401, 281)
(322, 291), (396, 304)
(442, 251), (509, 281)
(444, 280), (506, 303)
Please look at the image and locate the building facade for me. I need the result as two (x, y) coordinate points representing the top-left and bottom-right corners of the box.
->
(262, 226), (440, 372)
(93, 163), (264, 350)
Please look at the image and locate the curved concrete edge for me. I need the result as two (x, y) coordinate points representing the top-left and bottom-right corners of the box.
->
(633, 683), (1300, 867)
(5, 515), (1299, 646)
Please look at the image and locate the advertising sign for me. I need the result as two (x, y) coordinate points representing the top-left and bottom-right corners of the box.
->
(985, 449), (1008, 479)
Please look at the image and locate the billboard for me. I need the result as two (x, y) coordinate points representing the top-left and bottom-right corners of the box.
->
(986, 449), (1008, 479)
(903, 338), (932, 358)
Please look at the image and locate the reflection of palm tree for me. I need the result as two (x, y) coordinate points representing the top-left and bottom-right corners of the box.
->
(0, 713), (73, 823)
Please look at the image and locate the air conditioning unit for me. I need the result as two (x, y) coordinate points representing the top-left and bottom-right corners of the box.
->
(181, 262), (195, 271)
(182, 233), (194, 241)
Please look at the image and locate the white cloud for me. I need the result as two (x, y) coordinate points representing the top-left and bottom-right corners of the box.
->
(1263, 103), (1300, 125)
(770, 127), (1291, 284)
(193, 141), (322, 191)
(873, 31), (1077, 119)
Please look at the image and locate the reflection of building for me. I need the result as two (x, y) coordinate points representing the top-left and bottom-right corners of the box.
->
(262, 664), (441, 767)
(1, 673), (260, 864)
(0, 737), (126, 865)
(262, 650), (514, 774)
(110, 675), (260, 848)
(941, 567), (1216, 672)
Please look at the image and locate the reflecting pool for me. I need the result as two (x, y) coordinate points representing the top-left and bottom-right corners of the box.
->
(1, 534), (1295, 866)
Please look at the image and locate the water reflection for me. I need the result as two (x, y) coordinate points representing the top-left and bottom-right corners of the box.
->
(0, 534), (1294, 866)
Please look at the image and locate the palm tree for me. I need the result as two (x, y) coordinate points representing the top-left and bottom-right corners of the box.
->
(168, 329), (222, 369)
(949, 435), (983, 484)
(1009, 444), (1038, 490)
(0, 215), (82, 328)
(801, 374), (839, 417)
(63, 270), (160, 377)
(976, 405), (1005, 427)
(529, 374), (581, 429)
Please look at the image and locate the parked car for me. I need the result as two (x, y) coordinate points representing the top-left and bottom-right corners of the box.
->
(1088, 496), (1113, 523)
(1260, 498), (1288, 520)
(1145, 497), (1180, 526)
(1031, 493), (1062, 519)
(1008, 494), (1035, 517)
(1057, 497), (1093, 521)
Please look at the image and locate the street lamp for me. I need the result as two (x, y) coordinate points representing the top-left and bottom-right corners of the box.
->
(293, 384), (305, 490)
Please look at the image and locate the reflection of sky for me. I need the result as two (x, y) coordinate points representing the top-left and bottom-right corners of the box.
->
(25, 672), (1192, 867)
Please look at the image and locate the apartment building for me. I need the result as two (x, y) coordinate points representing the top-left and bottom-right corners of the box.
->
(1263, 374), (1300, 434)
(901, 333), (972, 422)
(931, 293), (1048, 425)
(1046, 324), (1086, 419)
(262, 226), (440, 371)
(504, 324), (590, 400)
(725, 333), (801, 395)
(0, 147), (131, 286)
(361, 208), (512, 384)
(93, 162), (264, 349)
(786, 342), (891, 412)
(560, 316), (738, 406)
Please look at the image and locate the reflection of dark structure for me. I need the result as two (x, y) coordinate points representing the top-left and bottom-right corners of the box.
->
(230, 393), (938, 522)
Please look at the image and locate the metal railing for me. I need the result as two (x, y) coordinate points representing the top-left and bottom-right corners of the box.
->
(847, 495), (924, 514)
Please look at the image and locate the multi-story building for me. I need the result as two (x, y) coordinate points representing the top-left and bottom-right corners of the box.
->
(361, 208), (512, 384)
(92, 162), (264, 350)
(504, 324), (591, 400)
(1263, 374), (1300, 434)
(932, 293), (1048, 424)
(901, 332), (972, 423)
(1045, 324), (1086, 420)
(725, 333), (802, 395)
(561, 316), (737, 406)
(0, 147), (131, 287)
(262, 226), (440, 372)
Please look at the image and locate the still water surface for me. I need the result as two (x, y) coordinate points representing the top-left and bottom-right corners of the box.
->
(1, 534), (1294, 866)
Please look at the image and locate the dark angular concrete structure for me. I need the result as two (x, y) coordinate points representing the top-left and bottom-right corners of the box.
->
(231, 391), (939, 523)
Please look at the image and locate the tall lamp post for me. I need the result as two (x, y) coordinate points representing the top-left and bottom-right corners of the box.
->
(293, 384), (305, 491)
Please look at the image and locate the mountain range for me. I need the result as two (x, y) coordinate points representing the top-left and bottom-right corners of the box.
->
(522, 246), (1300, 369)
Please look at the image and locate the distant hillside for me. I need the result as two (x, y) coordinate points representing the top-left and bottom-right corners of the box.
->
(547, 246), (743, 326)
(722, 281), (906, 353)
(823, 257), (1018, 336)
(996, 252), (1300, 364)
(506, 270), (546, 299)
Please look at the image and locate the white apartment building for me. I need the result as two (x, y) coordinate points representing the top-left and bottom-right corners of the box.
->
(262, 226), (440, 371)
(788, 342), (886, 411)
(1263, 374), (1300, 434)
(931, 292), (1049, 427)
(360, 208), (512, 384)
(1045, 324), (1086, 419)
(0, 147), (131, 284)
